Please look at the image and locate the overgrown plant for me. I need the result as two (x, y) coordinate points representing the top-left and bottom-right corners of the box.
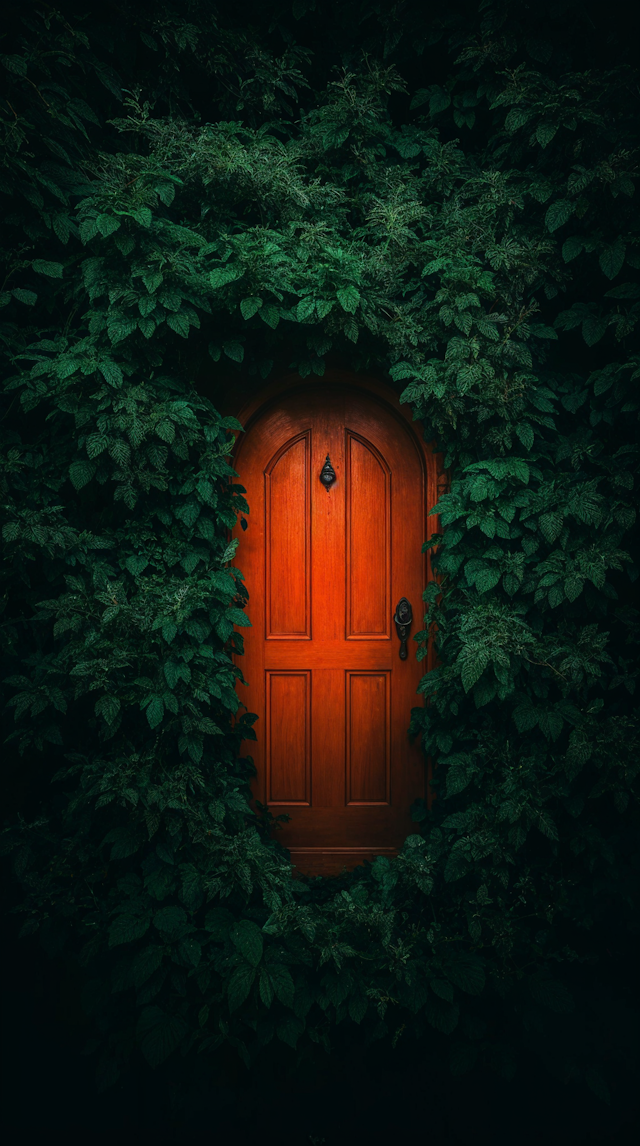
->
(1, 0), (638, 1105)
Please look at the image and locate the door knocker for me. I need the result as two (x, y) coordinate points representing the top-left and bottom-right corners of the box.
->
(319, 455), (336, 488)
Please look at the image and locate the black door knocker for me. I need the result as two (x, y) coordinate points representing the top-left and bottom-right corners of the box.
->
(393, 597), (413, 660)
(319, 455), (336, 488)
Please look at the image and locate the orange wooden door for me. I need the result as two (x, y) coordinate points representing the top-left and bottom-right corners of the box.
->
(233, 382), (432, 875)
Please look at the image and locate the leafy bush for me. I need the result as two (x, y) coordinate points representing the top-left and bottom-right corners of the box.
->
(1, 0), (638, 1104)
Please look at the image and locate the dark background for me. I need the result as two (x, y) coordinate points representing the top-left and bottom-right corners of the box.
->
(2, 886), (638, 1146)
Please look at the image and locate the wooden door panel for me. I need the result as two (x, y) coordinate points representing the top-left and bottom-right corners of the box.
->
(234, 383), (430, 874)
(265, 432), (310, 638)
(346, 432), (391, 638)
(265, 671), (310, 804)
(346, 671), (390, 804)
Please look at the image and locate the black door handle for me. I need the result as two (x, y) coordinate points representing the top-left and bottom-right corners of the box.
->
(393, 598), (413, 660)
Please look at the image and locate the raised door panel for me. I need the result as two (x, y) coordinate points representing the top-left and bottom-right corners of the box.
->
(266, 671), (310, 804)
(346, 671), (390, 804)
(265, 432), (310, 638)
(345, 432), (390, 639)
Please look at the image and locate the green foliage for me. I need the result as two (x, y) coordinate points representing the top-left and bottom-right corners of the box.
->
(1, 0), (638, 1107)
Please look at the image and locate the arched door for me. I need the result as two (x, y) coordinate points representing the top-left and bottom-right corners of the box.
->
(233, 379), (436, 875)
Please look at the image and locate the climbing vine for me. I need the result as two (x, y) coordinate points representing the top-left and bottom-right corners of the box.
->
(1, 0), (638, 1107)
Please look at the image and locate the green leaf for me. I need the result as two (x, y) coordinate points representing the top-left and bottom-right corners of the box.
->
(167, 312), (191, 338)
(227, 963), (256, 1011)
(95, 694), (120, 725)
(535, 123), (557, 148)
(431, 978), (454, 1002)
(259, 303), (280, 328)
(230, 920), (263, 966)
(130, 945), (163, 989)
(126, 555), (148, 575)
(599, 239), (626, 280)
(146, 696), (164, 729)
(153, 905), (188, 939)
(69, 460), (96, 490)
(504, 108), (532, 132)
(268, 964), (295, 1009)
(337, 286), (360, 313)
(539, 512), (563, 543)
(226, 606), (251, 626)
(138, 1007), (189, 1067)
(109, 912), (151, 947)
(277, 1015), (304, 1048)
(583, 316), (608, 346)
(515, 423), (534, 451)
(545, 199), (573, 232)
(223, 341), (244, 362)
(240, 296), (263, 320)
(562, 235), (584, 263)
(296, 296), (316, 322)
(11, 288), (37, 305)
(97, 213), (121, 237)
(425, 993), (459, 1034)
(605, 282), (640, 299)
(442, 953), (485, 995)
(32, 260), (64, 278)
(209, 266), (244, 289)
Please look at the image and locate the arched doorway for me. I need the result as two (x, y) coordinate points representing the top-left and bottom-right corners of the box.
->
(232, 372), (441, 875)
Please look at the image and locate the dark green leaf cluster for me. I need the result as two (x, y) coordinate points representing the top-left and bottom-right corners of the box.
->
(1, 0), (638, 1103)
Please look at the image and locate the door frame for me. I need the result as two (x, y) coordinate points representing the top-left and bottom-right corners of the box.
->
(230, 370), (445, 869)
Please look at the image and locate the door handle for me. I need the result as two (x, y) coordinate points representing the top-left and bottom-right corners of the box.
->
(393, 598), (413, 660)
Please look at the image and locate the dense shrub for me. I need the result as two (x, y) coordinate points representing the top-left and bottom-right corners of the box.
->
(1, 0), (638, 1105)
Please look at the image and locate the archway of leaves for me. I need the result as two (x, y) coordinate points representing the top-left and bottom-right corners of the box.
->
(1, 0), (638, 1103)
